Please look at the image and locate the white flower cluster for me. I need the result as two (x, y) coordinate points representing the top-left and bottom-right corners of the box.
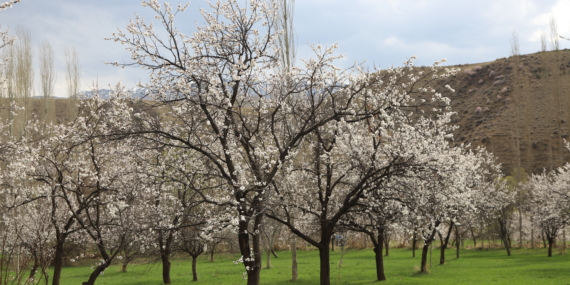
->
(0, 0), (21, 12)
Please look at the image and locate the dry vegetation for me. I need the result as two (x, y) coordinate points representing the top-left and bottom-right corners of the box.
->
(12, 49), (570, 177)
(440, 49), (570, 175)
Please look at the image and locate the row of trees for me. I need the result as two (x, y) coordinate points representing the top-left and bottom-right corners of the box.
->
(1, 1), (568, 285)
(103, 1), (514, 284)
(523, 164), (570, 257)
(0, 27), (81, 127)
(0, 74), (505, 285)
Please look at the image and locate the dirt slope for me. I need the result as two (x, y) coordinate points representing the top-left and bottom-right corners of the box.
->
(15, 50), (570, 176)
(442, 49), (570, 175)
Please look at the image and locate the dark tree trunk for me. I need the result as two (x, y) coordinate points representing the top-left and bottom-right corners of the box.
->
(82, 264), (108, 285)
(238, 204), (263, 285)
(159, 230), (174, 285)
(250, 211), (263, 285)
(51, 238), (66, 285)
(469, 225), (477, 248)
(421, 223), (440, 272)
(455, 225), (460, 259)
(498, 217), (511, 256)
(383, 232), (390, 257)
(238, 227), (259, 285)
(562, 230), (566, 254)
(318, 244), (331, 285)
(421, 242), (430, 273)
(291, 237), (298, 281)
(331, 235), (335, 252)
(161, 253), (171, 284)
(504, 239), (511, 256)
(122, 263), (128, 273)
(372, 229), (386, 281)
(51, 181), (80, 285)
(440, 221), (454, 265)
(82, 241), (116, 285)
(192, 256), (198, 281)
(548, 240), (553, 257)
(28, 257), (38, 281)
(265, 249), (271, 269)
(158, 225), (178, 284)
(531, 217), (535, 249)
(412, 233), (417, 258)
(518, 209), (523, 248)
(209, 244), (215, 262)
(40, 264), (49, 285)
(548, 236), (555, 257)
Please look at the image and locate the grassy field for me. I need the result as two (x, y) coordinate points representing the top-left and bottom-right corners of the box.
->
(58, 246), (570, 285)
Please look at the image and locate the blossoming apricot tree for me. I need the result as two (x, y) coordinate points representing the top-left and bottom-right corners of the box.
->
(105, 1), (453, 283)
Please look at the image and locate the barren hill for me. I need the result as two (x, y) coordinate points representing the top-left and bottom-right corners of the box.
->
(14, 50), (570, 176)
(442, 49), (570, 176)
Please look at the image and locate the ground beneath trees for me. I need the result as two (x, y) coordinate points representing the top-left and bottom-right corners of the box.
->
(59, 247), (570, 284)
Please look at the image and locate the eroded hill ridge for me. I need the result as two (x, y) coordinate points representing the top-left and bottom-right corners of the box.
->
(19, 50), (570, 176)
(444, 49), (570, 175)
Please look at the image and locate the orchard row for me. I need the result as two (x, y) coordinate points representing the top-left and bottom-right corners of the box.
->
(1, 1), (569, 285)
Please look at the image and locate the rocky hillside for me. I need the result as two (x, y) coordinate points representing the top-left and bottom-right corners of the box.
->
(13, 50), (570, 176)
(441, 49), (570, 176)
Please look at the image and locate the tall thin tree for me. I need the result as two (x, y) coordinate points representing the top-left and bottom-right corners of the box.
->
(65, 47), (80, 119)
(2, 27), (33, 137)
(39, 40), (55, 123)
(276, 0), (295, 74)
(549, 15), (559, 51)
(274, 0), (297, 281)
(541, 31), (547, 52)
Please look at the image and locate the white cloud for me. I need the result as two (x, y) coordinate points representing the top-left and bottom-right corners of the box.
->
(383, 37), (403, 46)
(2, 0), (570, 93)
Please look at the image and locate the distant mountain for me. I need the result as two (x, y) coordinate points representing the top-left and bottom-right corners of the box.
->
(32, 95), (67, 99)
(33, 87), (150, 100)
(80, 87), (149, 100)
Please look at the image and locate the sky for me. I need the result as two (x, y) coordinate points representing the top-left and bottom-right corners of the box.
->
(1, 0), (570, 97)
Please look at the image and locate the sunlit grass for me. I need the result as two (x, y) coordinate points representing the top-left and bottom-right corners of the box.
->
(58, 246), (570, 284)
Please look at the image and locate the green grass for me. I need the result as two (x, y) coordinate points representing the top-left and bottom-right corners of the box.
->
(56, 247), (570, 285)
